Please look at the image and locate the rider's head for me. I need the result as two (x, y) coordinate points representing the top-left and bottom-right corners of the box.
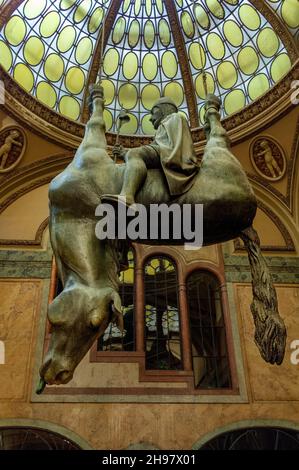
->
(150, 97), (178, 130)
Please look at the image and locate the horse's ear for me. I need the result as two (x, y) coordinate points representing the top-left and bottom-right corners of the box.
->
(110, 291), (123, 333)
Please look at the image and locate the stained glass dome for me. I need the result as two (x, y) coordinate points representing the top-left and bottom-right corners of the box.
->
(0, 0), (297, 135)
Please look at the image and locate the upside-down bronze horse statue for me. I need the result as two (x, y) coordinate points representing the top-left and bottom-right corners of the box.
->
(37, 84), (286, 392)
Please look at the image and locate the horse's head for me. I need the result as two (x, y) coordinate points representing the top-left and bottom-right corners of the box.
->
(39, 285), (123, 385)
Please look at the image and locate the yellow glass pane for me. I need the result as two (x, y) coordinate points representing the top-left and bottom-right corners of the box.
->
(248, 73), (269, 100)
(207, 33), (225, 60)
(271, 53), (291, 82)
(88, 7), (103, 34)
(74, 0), (91, 23)
(164, 82), (184, 107)
(224, 0), (238, 4)
(282, 0), (299, 28)
(57, 26), (76, 53)
(123, 52), (138, 80)
(0, 40), (12, 71)
(24, 37), (45, 66)
(223, 20), (243, 47)
(59, 96), (80, 120)
(189, 43), (206, 70)
(159, 19), (171, 47)
(60, 0), (77, 10)
(144, 20), (155, 48)
(239, 5), (261, 30)
(206, 0), (224, 19)
(224, 89), (246, 115)
(142, 114), (154, 134)
(199, 104), (205, 125)
(65, 67), (85, 94)
(102, 79), (115, 105)
(134, 0), (141, 16)
(195, 72), (215, 99)
(217, 61), (237, 89)
(36, 81), (57, 108)
(5, 16), (26, 46)
(141, 84), (160, 110)
(103, 109), (113, 131)
(122, 0), (131, 13)
(194, 5), (210, 29)
(40, 12), (61, 38)
(162, 51), (177, 79)
(181, 11), (194, 38)
(156, 0), (163, 14)
(75, 37), (93, 65)
(113, 17), (126, 45)
(120, 113), (138, 135)
(44, 54), (64, 82)
(103, 48), (119, 76)
(118, 84), (138, 110)
(257, 28), (279, 57)
(238, 47), (259, 75)
(146, 0), (152, 17)
(143, 53), (158, 81)
(128, 20), (140, 48)
(24, 0), (46, 19)
(14, 63), (34, 92)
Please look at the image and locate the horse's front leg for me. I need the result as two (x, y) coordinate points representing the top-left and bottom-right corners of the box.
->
(240, 226), (287, 365)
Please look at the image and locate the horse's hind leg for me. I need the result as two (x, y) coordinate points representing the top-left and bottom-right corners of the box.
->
(240, 226), (286, 365)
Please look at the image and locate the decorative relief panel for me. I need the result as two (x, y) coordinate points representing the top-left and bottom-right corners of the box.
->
(250, 135), (287, 181)
(0, 125), (26, 173)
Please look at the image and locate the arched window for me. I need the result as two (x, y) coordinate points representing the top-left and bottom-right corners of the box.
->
(144, 256), (182, 370)
(186, 270), (231, 389)
(0, 427), (80, 450)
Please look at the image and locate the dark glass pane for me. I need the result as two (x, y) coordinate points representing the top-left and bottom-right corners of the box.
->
(187, 271), (231, 389)
(144, 257), (182, 370)
(0, 427), (80, 450)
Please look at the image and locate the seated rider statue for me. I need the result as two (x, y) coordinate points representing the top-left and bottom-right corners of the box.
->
(102, 97), (200, 206)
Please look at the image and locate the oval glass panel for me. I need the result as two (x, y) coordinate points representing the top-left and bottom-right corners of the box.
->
(65, 67), (85, 94)
(120, 113), (138, 135)
(74, 0), (92, 24)
(142, 114), (154, 135)
(164, 82), (184, 107)
(88, 7), (103, 34)
(144, 20), (155, 49)
(5, 16), (26, 46)
(60, 0), (76, 10)
(257, 28), (279, 57)
(123, 52), (138, 80)
(271, 53), (291, 82)
(57, 26), (76, 53)
(216, 61), (237, 89)
(24, 37), (45, 66)
(239, 5), (261, 30)
(75, 37), (93, 65)
(36, 81), (57, 108)
(159, 19), (171, 47)
(59, 96), (80, 120)
(103, 109), (113, 131)
(195, 72), (215, 99)
(224, 89), (246, 115)
(189, 43), (206, 70)
(101, 79), (115, 105)
(103, 48), (119, 76)
(223, 20), (243, 47)
(134, 0), (141, 16)
(24, 0), (47, 19)
(141, 84), (161, 110)
(44, 54), (64, 82)
(113, 17), (126, 45)
(282, 0), (299, 28)
(143, 53), (158, 81)
(14, 63), (34, 92)
(122, 0), (131, 13)
(146, 0), (152, 17)
(162, 50), (178, 79)
(207, 32), (225, 60)
(128, 20), (140, 48)
(181, 11), (195, 38)
(118, 84), (138, 109)
(248, 73), (269, 100)
(194, 5), (210, 29)
(0, 41), (13, 71)
(40, 12), (61, 38)
(238, 46), (259, 75)
(206, 0), (225, 19)
(156, 0), (164, 15)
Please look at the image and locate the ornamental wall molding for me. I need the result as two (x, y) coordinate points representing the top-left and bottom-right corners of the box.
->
(0, 216), (49, 247)
(1, 61), (298, 151)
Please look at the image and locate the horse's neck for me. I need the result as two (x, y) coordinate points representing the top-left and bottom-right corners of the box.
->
(82, 96), (107, 150)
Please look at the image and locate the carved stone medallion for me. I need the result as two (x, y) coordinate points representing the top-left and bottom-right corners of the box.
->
(250, 136), (287, 182)
(0, 125), (26, 174)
